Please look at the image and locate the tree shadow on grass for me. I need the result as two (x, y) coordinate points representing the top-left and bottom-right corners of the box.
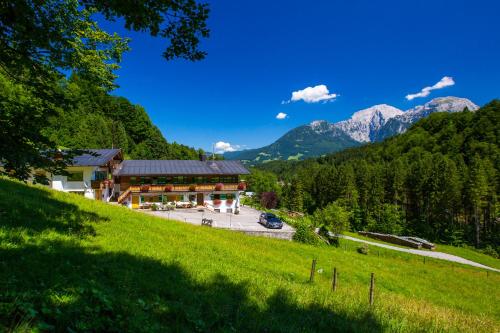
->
(0, 179), (382, 332)
(0, 179), (108, 238)
(1, 238), (383, 332)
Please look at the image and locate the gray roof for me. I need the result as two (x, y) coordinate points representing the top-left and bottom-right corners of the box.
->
(71, 149), (122, 166)
(115, 160), (250, 176)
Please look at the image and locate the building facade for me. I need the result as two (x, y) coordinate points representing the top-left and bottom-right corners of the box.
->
(50, 149), (123, 201)
(115, 159), (250, 213)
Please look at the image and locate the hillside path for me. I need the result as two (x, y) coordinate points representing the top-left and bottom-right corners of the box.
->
(341, 235), (500, 272)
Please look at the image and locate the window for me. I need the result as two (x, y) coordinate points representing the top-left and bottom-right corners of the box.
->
(94, 171), (107, 181)
(227, 194), (234, 200)
(67, 171), (83, 181)
(210, 194), (221, 200)
(140, 177), (151, 184)
(130, 177), (137, 185)
(157, 177), (167, 185)
(173, 176), (184, 184)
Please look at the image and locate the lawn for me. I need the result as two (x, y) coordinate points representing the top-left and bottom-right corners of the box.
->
(0, 177), (499, 332)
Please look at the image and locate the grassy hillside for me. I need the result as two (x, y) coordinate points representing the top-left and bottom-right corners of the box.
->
(0, 178), (499, 332)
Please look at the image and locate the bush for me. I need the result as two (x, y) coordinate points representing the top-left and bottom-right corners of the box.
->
(312, 202), (350, 235)
(357, 244), (369, 255)
(480, 245), (499, 259)
(293, 221), (320, 245)
(260, 192), (278, 209)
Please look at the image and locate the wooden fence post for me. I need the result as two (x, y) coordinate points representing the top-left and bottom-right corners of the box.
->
(369, 273), (375, 306)
(332, 267), (337, 291)
(309, 259), (317, 283)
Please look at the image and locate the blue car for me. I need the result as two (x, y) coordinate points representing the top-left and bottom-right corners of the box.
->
(259, 212), (283, 229)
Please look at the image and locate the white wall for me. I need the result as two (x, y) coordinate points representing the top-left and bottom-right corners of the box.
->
(50, 166), (96, 199)
(204, 192), (240, 213)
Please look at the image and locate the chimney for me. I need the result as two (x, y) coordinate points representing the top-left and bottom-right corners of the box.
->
(199, 153), (207, 162)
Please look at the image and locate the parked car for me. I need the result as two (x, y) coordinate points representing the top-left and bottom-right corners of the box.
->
(259, 212), (283, 229)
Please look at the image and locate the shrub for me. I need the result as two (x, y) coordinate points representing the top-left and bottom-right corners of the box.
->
(357, 244), (369, 255)
(293, 221), (320, 245)
(260, 192), (278, 209)
(312, 202), (350, 235)
(480, 245), (499, 259)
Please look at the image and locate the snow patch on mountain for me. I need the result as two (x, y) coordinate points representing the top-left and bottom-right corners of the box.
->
(335, 104), (404, 142)
(308, 97), (478, 144)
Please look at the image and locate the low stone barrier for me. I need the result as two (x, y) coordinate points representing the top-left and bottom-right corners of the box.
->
(358, 231), (424, 249)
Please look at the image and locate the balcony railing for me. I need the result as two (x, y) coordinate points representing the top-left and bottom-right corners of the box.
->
(128, 183), (241, 193)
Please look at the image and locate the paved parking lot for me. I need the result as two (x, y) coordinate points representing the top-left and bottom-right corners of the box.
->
(144, 206), (295, 239)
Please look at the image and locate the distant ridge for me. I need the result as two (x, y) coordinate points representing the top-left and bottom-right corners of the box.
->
(225, 97), (479, 164)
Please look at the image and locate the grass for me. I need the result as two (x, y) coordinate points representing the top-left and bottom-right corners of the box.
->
(0, 177), (499, 332)
(344, 232), (500, 270)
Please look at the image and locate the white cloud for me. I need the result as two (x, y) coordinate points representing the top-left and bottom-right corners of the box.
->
(276, 112), (288, 119)
(214, 141), (238, 153)
(406, 76), (455, 101)
(284, 84), (338, 104)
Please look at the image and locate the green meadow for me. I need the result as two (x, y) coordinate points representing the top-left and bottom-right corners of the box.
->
(1, 177), (499, 332)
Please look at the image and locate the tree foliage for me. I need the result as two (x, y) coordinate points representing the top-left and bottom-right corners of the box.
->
(258, 102), (500, 252)
(0, 0), (209, 179)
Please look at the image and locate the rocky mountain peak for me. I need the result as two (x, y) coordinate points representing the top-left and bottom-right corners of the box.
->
(350, 104), (404, 123)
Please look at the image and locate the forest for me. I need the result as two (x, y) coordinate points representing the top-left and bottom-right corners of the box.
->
(251, 101), (499, 253)
(43, 75), (202, 160)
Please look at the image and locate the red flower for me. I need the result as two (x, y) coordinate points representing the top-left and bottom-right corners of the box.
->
(189, 184), (196, 191)
(215, 183), (224, 191)
(237, 182), (246, 190)
(213, 199), (221, 206)
(164, 185), (173, 192)
(140, 185), (150, 192)
(226, 199), (234, 205)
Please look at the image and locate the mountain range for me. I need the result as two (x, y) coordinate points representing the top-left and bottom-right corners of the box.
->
(225, 96), (479, 164)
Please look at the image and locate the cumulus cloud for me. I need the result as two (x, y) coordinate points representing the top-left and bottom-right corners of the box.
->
(214, 141), (238, 153)
(406, 76), (455, 101)
(283, 84), (338, 104)
(276, 112), (288, 119)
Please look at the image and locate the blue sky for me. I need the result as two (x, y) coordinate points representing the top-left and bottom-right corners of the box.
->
(100, 0), (500, 152)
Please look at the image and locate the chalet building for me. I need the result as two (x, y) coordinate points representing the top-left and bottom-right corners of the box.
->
(114, 158), (250, 213)
(50, 149), (123, 201)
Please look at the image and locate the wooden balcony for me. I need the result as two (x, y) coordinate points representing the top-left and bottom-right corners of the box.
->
(127, 183), (241, 193)
(91, 180), (102, 189)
